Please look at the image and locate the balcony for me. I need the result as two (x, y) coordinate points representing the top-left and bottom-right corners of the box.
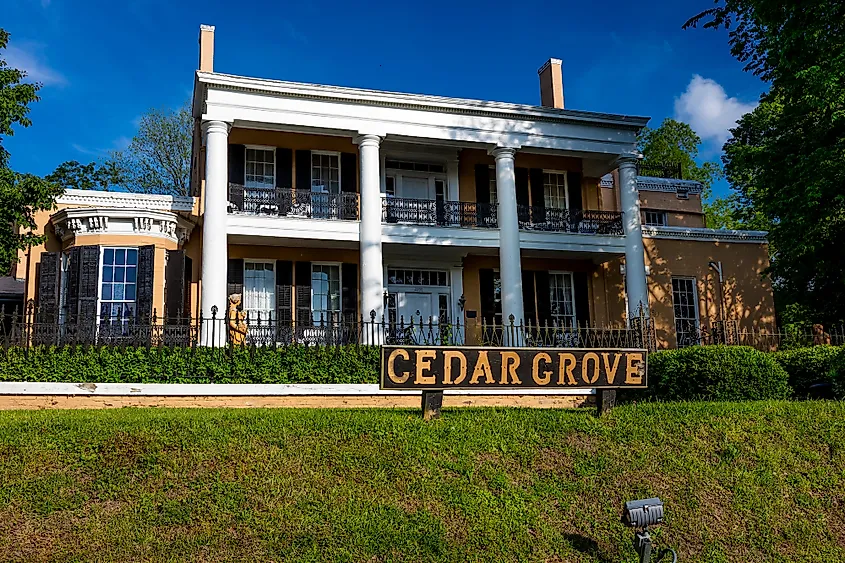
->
(383, 197), (622, 235)
(228, 184), (359, 220)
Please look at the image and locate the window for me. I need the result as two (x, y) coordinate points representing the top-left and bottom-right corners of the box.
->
(489, 165), (498, 205)
(385, 160), (445, 173)
(544, 171), (569, 210)
(311, 153), (340, 194)
(312, 264), (341, 323)
(549, 272), (576, 328)
(245, 148), (275, 188)
(643, 210), (669, 226)
(386, 269), (448, 287)
(243, 262), (275, 322)
(672, 277), (699, 347)
(100, 248), (138, 320)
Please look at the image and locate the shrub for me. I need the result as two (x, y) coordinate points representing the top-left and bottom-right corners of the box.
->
(827, 352), (845, 400)
(772, 346), (845, 398)
(0, 345), (380, 384)
(644, 345), (791, 401)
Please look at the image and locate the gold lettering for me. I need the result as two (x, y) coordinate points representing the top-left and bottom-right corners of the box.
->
(626, 353), (644, 385)
(602, 353), (622, 385)
(532, 352), (552, 385)
(443, 350), (467, 385)
(557, 353), (578, 385)
(470, 351), (495, 385)
(415, 350), (437, 385)
(387, 349), (410, 384)
(581, 352), (600, 385)
(499, 351), (522, 385)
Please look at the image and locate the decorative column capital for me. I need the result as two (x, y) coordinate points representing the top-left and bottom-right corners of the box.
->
(616, 153), (640, 169)
(490, 146), (517, 161)
(354, 133), (382, 148)
(202, 120), (232, 136)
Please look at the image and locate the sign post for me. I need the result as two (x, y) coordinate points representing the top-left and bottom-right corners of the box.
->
(381, 346), (647, 419)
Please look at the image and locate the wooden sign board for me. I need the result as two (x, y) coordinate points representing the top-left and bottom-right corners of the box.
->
(380, 346), (647, 390)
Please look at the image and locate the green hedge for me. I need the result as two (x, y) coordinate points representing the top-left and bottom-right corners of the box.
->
(643, 345), (792, 401)
(0, 345), (380, 384)
(827, 353), (845, 399)
(773, 346), (845, 398)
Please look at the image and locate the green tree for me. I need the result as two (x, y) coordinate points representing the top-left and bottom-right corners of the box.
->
(109, 104), (192, 196)
(45, 160), (122, 192)
(685, 1), (845, 324)
(636, 118), (731, 228)
(0, 29), (64, 275)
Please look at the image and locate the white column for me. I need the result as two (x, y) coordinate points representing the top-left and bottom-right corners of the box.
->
(618, 155), (649, 317)
(200, 120), (231, 346)
(357, 134), (384, 342)
(492, 147), (525, 335)
(449, 266), (465, 344)
(446, 156), (460, 201)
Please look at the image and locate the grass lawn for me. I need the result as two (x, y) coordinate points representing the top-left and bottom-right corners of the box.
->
(0, 402), (843, 562)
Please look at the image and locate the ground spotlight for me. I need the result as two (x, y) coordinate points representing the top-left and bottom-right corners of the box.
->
(622, 498), (677, 563)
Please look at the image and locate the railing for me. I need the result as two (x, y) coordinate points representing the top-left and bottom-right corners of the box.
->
(383, 197), (498, 228)
(691, 320), (845, 351)
(228, 184), (359, 220)
(517, 207), (624, 235)
(636, 162), (684, 180)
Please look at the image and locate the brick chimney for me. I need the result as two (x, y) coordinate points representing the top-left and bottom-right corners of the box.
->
(538, 58), (564, 109)
(199, 24), (215, 72)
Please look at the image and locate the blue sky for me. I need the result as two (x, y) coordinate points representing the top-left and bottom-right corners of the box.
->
(4, 0), (766, 196)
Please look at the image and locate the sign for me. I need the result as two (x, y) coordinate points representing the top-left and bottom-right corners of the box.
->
(380, 346), (647, 390)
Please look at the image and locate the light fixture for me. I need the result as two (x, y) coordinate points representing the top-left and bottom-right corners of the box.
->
(457, 294), (466, 312)
(621, 498), (677, 563)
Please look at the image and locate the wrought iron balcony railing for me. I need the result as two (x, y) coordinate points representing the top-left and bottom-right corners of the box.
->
(518, 206), (624, 235)
(636, 161), (684, 179)
(228, 184), (359, 220)
(383, 197), (498, 228)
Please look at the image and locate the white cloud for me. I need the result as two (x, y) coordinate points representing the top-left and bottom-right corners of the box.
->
(674, 75), (757, 145)
(3, 44), (67, 87)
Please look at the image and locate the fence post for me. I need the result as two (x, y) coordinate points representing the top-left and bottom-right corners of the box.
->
(597, 389), (616, 415)
(421, 390), (443, 421)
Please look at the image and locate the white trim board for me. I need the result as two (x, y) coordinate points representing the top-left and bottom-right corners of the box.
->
(0, 382), (595, 397)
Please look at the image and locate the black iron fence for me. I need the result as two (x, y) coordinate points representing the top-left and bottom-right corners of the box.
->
(1, 303), (655, 351)
(228, 184), (360, 220)
(383, 197), (498, 228)
(517, 207), (624, 235)
(691, 320), (845, 351)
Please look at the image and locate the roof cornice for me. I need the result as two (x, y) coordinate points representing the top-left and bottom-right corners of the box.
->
(642, 225), (768, 243)
(196, 71), (650, 130)
(57, 189), (195, 213)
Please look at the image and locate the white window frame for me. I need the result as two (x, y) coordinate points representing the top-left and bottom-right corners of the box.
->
(242, 259), (276, 322)
(671, 276), (700, 347)
(97, 246), (139, 322)
(311, 262), (343, 323)
(243, 145), (276, 188)
(548, 270), (577, 328)
(384, 160), (447, 201)
(310, 150), (341, 194)
(643, 209), (669, 227)
(542, 169), (570, 210)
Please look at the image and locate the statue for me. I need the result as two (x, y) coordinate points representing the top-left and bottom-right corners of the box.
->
(812, 324), (831, 346)
(228, 294), (248, 345)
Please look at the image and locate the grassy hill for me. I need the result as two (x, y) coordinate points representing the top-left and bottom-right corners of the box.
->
(0, 402), (843, 562)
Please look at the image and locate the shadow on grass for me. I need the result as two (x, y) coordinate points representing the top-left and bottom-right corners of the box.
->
(563, 533), (615, 563)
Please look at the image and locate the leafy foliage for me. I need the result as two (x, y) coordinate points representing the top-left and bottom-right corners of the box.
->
(0, 345), (380, 384)
(773, 346), (845, 398)
(44, 160), (123, 192)
(643, 345), (791, 401)
(685, 1), (845, 324)
(109, 103), (192, 196)
(0, 29), (64, 274)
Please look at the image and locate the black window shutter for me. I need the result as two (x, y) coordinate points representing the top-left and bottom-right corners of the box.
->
(479, 268), (495, 325)
(521, 270), (536, 326)
(515, 167), (530, 224)
(276, 261), (293, 341)
(529, 168), (546, 224)
(341, 263), (358, 323)
(568, 171), (583, 211)
(36, 252), (60, 323)
(573, 272), (590, 327)
(65, 247), (81, 322)
(165, 250), (186, 320)
(295, 150), (311, 192)
(340, 153), (357, 193)
(228, 144), (245, 185)
(475, 164), (490, 203)
(276, 148), (293, 190)
(183, 256), (193, 319)
(535, 271), (552, 327)
(77, 245), (100, 323)
(136, 245), (156, 321)
(227, 258), (244, 299)
(295, 261), (312, 327)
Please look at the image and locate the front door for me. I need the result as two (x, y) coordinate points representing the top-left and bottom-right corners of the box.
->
(401, 177), (434, 224)
(397, 291), (438, 343)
